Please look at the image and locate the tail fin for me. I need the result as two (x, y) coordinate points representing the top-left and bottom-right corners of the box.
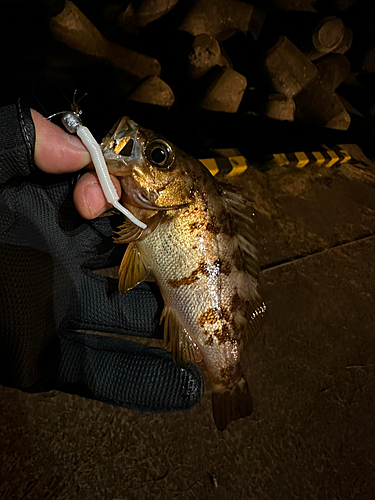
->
(211, 378), (253, 431)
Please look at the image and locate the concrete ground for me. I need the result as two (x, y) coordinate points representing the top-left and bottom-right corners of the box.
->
(1, 159), (375, 499)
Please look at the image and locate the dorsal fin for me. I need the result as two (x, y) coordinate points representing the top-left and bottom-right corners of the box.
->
(161, 305), (202, 366)
(223, 187), (267, 344)
(223, 187), (260, 279)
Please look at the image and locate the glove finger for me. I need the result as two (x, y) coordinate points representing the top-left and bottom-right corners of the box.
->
(36, 330), (204, 412)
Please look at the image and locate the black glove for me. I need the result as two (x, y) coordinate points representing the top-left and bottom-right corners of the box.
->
(0, 100), (203, 412)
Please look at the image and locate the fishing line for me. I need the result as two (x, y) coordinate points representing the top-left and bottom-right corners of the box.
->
(32, 75), (78, 118)
(32, 77), (49, 117)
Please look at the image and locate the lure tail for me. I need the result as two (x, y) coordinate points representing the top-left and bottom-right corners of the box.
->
(211, 377), (254, 431)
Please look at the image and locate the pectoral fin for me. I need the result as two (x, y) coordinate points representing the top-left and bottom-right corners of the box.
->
(114, 219), (144, 243)
(118, 243), (150, 294)
(161, 305), (202, 366)
(114, 212), (163, 244)
(98, 209), (119, 218)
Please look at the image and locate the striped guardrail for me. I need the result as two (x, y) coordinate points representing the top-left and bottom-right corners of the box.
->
(200, 149), (351, 177)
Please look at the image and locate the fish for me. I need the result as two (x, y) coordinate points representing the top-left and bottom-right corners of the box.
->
(101, 117), (266, 431)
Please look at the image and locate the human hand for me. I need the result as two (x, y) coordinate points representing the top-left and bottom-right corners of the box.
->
(0, 101), (203, 412)
(31, 109), (120, 219)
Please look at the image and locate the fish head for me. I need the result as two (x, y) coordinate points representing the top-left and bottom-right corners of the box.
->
(101, 117), (198, 213)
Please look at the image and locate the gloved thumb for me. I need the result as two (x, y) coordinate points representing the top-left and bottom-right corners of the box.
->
(31, 109), (90, 173)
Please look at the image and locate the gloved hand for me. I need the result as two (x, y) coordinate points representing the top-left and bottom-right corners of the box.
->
(0, 99), (203, 412)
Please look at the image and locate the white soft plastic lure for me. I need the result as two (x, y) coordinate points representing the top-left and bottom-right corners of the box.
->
(53, 107), (146, 229)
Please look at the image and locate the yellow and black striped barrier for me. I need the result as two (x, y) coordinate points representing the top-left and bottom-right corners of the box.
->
(269, 149), (351, 169)
(200, 149), (351, 177)
(199, 155), (248, 178)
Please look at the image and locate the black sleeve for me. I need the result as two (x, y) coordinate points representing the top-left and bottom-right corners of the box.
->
(0, 99), (36, 183)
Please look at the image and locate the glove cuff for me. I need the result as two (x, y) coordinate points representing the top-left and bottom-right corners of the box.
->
(0, 99), (36, 183)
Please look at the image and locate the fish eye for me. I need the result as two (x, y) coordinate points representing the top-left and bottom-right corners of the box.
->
(146, 140), (174, 168)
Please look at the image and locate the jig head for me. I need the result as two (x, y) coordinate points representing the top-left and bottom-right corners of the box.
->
(48, 93), (147, 230)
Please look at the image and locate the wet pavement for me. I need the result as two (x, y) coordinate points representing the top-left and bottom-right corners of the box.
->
(1, 160), (375, 499)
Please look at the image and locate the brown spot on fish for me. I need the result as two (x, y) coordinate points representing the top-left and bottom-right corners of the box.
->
(199, 308), (220, 326)
(199, 306), (231, 329)
(167, 260), (209, 288)
(206, 221), (221, 236)
(205, 209), (235, 238)
(205, 335), (214, 346)
(214, 258), (231, 276)
(222, 261), (232, 276)
(189, 221), (205, 232)
(167, 269), (199, 288)
(231, 292), (249, 311)
(221, 307), (230, 322)
(213, 323), (233, 345)
(199, 261), (210, 277)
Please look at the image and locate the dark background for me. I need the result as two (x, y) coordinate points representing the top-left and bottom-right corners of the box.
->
(1, 1), (375, 499)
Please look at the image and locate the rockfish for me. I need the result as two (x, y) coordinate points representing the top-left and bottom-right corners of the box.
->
(101, 117), (266, 431)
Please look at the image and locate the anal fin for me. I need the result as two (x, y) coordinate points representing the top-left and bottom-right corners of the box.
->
(161, 305), (202, 366)
(211, 378), (253, 431)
